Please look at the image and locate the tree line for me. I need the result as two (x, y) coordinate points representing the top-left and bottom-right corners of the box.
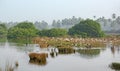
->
(0, 19), (104, 43)
(1, 14), (120, 33)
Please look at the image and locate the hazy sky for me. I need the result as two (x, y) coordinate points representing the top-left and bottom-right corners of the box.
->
(0, 0), (120, 24)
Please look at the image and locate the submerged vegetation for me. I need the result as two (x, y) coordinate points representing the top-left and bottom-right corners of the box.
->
(58, 47), (75, 54)
(77, 49), (100, 57)
(110, 62), (120, 70)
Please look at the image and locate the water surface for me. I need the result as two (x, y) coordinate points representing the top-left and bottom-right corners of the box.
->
(0, 42), (120, 71)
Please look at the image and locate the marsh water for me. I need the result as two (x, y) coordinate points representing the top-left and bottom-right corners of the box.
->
(0, 42), (120, 71)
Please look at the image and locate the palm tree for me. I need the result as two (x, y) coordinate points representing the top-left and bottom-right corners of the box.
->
(112, 13), (116, 20)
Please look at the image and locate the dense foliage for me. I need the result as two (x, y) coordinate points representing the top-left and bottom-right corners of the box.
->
(68, 19), (105, 37)
(38, 28), (67, 37)
(0, 24), (7, 37)
(7, 22), (38, 43)
(0, 24), (7, 42)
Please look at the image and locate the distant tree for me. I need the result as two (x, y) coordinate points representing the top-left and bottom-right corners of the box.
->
(93, 16), (96, 19)
(56, 20), (61, 28)
(52, 16), (81, 29)
(52, 20), (56, 26)
(71, 16), (78, 25)
(116, 16), (120, 24)
(34, 20), (48, 30)
(52, 20), (62, 28)
(102, 16), (105, 20)
(111, 13), (117, 27)
(41, 20), (48, 28)
(112, 13), (116, 20)
(38, 28), (67, 37)
(68, 19), (105, 37)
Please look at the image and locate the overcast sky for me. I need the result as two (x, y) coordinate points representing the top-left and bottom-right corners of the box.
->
(0, 0), (120, 24)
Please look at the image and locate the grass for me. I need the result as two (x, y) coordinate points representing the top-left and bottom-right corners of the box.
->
(5, 62), (14, 71)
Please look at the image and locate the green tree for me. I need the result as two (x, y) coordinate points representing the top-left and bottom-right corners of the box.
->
(38, 28), (67, 37)
(0, 24), (7, 37)
(68, 19), (105, 37)
(7, 22), (38, 43)
(0, 24), (7, 42)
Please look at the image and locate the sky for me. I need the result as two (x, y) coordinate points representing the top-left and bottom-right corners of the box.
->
(0, 0), (120, 24)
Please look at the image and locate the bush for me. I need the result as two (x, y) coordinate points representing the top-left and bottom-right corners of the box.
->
(68, 19), (105, 37)
(7, 22), (38, 43)
(38, 28), (67, 37)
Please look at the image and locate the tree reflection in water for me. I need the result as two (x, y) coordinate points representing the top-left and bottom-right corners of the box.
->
(58, 47), (75, 54)
(109, 62), (120, 70)
(77, 49), (101, 59)
(50, 52), (58, 58)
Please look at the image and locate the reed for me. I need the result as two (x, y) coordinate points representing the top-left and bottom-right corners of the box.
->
(0, 61), (18, 71)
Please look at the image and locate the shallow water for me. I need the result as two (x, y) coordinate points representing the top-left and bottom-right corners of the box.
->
(0, 42), (120, 71)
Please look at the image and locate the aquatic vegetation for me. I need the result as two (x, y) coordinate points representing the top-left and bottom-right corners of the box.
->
(33, 37), (108, 48)
(50, 52), (55, 57)
(33, 37), (50, 48)
(5, 62), (14, 71)
(77, 49), (100, 55)
(50, 52), (58, 58)
(29, 53), (48, 65)
(15, 61), (19, 67)
(0, 61), (19, 71)
(106, 35), (120, 46)
(77, 49), (100, 58)
(58, 47), (75, 54)
(110, 62), (120, 70)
